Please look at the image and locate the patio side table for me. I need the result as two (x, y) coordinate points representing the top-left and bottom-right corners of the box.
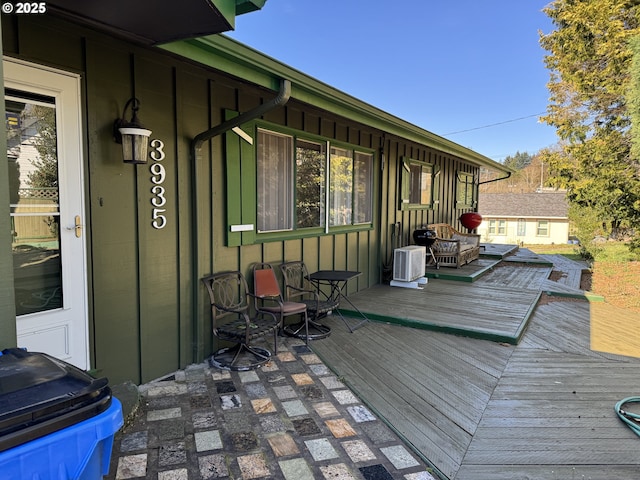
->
(307, 270), (370, 332)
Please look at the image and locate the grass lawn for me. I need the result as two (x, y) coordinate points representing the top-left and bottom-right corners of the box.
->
(526, 242), (640, 313)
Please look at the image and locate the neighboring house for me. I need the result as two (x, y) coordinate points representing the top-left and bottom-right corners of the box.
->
(477, 192), (570, 245)
(0, 5), (511, 384)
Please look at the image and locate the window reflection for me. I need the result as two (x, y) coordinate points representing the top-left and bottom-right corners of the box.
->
(6, 91), (63, 315)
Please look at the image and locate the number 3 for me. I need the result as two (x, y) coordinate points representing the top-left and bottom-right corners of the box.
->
(150, 139), (165, 161)
(150, 139), (167, 229)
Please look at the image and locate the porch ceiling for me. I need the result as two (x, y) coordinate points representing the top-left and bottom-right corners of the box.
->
(46, 0), (267, 45)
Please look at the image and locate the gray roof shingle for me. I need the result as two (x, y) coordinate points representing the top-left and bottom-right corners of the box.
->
(478, 192), (569, 218)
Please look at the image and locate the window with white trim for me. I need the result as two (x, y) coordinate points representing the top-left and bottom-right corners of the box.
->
(296, 139), (325, 228)
(488, 219), (506, 235)
(257, 129), (293, 232)
(536, 220), (549, 237)
(399, 157), (437, 210)
(255, 127), (373, 234)
(456, 172), (476, 208)
(353, 151), (373, 224)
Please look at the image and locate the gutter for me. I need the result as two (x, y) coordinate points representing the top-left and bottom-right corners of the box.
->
(189, 78), (291, 362)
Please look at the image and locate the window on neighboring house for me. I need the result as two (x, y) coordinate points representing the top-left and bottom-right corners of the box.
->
(488, 219), (506, 235)
(257, 129), (293, 232)
(399, 157), (438, 210)
(251, 126), (373, 236)
(536, 220), (549, 237)
(456, 172), (476, 208)
(517, 218), (526, 236)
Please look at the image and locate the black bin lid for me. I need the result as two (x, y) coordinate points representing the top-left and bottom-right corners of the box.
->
(0, 348), (111, 451)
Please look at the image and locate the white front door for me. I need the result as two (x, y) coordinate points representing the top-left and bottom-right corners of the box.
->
(4, 58), (89, 370)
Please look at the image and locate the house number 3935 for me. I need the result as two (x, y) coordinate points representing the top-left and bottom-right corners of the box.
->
(150, 139), (167, 229)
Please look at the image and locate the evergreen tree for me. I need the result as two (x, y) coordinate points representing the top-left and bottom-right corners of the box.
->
(503, 151), (533, 171)
(538, 0), (640, 239)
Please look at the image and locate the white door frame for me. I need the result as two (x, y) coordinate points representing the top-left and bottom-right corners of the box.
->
(4, 57), (89, 370)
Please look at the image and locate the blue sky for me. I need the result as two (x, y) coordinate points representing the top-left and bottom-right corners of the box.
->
(227, 0), (557, 163)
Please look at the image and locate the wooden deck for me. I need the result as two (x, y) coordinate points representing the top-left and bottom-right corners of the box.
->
(342, 255), (558, 344)
(310, 258), (640, 480)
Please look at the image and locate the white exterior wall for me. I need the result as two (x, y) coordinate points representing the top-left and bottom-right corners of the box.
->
(477, 217), (569, 245)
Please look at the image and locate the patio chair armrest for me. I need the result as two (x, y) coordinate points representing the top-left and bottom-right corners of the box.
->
(287, 285), (319, 299)
(254, 309), (279, 324)
(248, 291), (280, 301)
(213, 303), (248, 315)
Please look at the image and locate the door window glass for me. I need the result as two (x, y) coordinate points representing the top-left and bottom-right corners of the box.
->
(6, 90), (62, 315)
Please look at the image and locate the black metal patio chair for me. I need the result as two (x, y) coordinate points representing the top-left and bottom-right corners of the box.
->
(279, 261), (338, 340)
(201, 271), (279, 371)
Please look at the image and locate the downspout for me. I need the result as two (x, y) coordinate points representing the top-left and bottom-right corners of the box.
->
(478, 171), (511, 185)
(192, 79), (291, 149)
(189, 79), (291, 363)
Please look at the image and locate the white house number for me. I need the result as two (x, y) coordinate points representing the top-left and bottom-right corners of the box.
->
(150, 139), (167, 229)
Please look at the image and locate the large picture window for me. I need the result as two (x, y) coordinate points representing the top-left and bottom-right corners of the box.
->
(251, 126), (374, 237)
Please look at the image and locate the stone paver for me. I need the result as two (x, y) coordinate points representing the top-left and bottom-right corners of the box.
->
(106, 337), (437, 480)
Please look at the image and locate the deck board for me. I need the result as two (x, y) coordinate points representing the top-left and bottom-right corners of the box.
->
(312, 320), (513, 479)
(341, 267), (544, 344)
(310, 259), (640, 480)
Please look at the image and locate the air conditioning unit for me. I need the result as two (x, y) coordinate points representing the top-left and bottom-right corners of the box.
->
(393, 246), (426, 282)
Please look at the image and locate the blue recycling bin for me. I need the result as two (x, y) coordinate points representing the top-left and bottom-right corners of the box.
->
(0, 348), (124, 479)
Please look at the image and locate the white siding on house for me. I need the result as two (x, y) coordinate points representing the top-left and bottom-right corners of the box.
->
(477, 192), (570, 245)
(477, 217), (569, 245)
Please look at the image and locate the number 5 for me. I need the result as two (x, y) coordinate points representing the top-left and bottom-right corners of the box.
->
(152, 208), (167, 229)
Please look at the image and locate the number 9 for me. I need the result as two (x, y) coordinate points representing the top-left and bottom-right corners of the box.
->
(150, 163), (166, 184)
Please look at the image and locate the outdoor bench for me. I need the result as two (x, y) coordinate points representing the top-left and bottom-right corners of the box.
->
(426, 223), (481, 268)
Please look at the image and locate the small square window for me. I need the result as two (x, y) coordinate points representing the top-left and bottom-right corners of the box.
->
(537, 220), (549, 237)
(456, 172), (476, 208)
(488, 219), (506, 235)
(399, 158), (434, 210)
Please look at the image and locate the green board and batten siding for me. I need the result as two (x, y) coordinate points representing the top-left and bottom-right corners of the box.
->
(2, 14), (502, 384)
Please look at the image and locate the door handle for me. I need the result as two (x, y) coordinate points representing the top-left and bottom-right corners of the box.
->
(66, 215), (83, 238)
(74, 215), (82, 238)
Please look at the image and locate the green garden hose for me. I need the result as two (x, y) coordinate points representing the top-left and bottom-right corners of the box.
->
(615, 397), (640, 437)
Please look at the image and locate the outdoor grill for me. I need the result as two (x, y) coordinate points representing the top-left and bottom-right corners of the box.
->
(413, 229), (439, 269)
(413, 229), (437, 247)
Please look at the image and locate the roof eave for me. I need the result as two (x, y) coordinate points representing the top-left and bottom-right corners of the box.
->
(160, 35), (509, 173)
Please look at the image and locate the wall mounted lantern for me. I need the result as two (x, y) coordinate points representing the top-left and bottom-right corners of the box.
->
(113, 98), (152, 164)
